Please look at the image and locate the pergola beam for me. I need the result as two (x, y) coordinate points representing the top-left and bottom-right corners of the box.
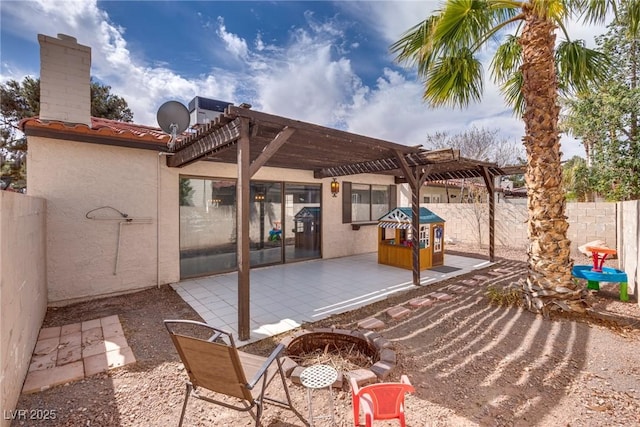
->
(168, 119), (240, 168)
(249, 126), (295, 177)
(314, 148), (459, 178)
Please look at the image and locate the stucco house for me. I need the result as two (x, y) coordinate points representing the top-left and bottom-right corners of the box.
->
(21, 34), (510, 340)
(22, 34), (410, 306)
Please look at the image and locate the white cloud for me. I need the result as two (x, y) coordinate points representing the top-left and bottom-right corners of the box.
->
(217, 17), (249, 60)
(0, 0), (602, 160)
(337, 0), (439, 44)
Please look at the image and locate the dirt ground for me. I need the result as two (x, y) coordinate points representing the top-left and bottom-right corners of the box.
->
(11, 245), (640, 427)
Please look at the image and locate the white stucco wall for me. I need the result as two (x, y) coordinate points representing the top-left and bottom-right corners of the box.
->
(28, 137), (160, 303)
(0, 192), (47, 424)
(27, 136), (396, 303)
(618, 200), (639, 302)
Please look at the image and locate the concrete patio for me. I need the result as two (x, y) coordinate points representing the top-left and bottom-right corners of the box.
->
(171, 252), (492, 344)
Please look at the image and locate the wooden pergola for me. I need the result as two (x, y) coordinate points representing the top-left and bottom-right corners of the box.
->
(168, 104), (518, 340)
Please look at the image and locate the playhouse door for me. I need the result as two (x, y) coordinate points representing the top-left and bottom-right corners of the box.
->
(432, 225), (444, 266)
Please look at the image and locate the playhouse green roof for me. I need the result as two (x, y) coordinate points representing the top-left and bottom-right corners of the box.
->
(378, 207), (445, 224)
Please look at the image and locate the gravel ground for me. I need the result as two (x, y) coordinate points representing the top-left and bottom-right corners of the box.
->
(10, 245), (640, 427)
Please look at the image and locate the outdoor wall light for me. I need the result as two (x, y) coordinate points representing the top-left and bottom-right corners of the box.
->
(330, 178), (340, 197)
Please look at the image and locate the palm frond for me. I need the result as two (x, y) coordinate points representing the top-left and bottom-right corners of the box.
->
(434, 0), (496, 47)
(425, 49), (484, 108)
(624, 0), (640, 37)
(491, 35), (522, 84)
(390, 15), (442, 78)
(555, 40), (610, 94)
(569, 0), (614, 24)
(500, 71), (525, 116)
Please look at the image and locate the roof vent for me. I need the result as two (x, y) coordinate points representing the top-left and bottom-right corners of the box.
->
(188, 97), (233, 125)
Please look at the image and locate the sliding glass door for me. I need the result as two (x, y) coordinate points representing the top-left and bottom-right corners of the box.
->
(179, 177), (237, 278)
(250, 182), (283, 267)
(179, 177), (321, 279)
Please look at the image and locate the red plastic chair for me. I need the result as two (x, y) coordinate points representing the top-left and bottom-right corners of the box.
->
(350, 375), (415, 426)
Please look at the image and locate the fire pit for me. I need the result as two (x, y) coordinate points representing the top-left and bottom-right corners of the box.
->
(281, 328), (397, 388)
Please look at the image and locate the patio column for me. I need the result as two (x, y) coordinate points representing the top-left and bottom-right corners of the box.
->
(237, 117), (251, 340)
(395, 150), (431, 286)
(479, 166), (496, 262)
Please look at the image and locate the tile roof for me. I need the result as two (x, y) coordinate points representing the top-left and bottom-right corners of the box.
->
(19, 117), (173, 146)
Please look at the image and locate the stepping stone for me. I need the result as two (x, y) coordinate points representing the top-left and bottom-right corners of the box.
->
(427, 292), (453, 301)
(280, 356), (298, 377)
(461, 279), (477, 286)
(379, 348), (396, 364)
(22, 361), (84, 394)
(408, 297), (433, 308)
(38, 326), (61, 340)
(446, 285), (468, 294)
(61, 323), (82, 336)
(358, 317), (385, 330)
(370, 360), (395, 380)
(386, 306), (411, 319)
(100, 315), (121, 327)
(84, 352), (109, 377)
(29, 352), (57, 372)
(492, 268), (512, 274)
(105, 347), (136, 370)
(290, 366), (306, 385)
(488, 271), (504, 277)
(57, 345), (82, 365)
(103, 321), (125, 339)
(472, 275), (490, 281)
(81, 318), (101, 331)
(348, 368), (378, 387)
(104, 335), (129, 352)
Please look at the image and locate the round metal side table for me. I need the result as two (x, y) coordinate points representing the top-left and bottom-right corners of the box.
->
(299, 364), (338, 426)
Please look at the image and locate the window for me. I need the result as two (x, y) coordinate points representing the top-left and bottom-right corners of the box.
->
(352, 184), (371, 222)
(342, 182), (396, 223)
(423, 194), (440, 203)
(434, 225), (443, 252)
(419, 225), (430, 248)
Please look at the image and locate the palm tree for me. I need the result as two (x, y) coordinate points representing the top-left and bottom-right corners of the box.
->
(391, 0), (636, 314)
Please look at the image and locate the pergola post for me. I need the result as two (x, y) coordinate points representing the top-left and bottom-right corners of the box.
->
(479, 166), (496, 262)
(395, 151), (432, 286)
(237, 117), (251, 340)
(410, 178), (421, 285)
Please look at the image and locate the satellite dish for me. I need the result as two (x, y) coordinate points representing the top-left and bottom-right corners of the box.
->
(157, 101), (190, 149)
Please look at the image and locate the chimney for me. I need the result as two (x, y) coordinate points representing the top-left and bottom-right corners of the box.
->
(38, 33), (91, 126)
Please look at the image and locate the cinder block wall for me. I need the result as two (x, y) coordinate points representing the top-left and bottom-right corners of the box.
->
(0, 192), (47, 426)
(566, 202), (617, 251)
(426, 201), (617, 255)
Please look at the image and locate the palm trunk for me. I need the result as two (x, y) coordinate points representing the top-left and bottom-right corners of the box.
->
(519, 7), (586, 313)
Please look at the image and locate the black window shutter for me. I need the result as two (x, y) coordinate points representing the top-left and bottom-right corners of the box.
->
(342, 181), (352, 223)
(389, 184), (397, 210)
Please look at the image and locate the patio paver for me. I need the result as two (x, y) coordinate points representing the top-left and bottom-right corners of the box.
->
(22, 315), (135, 394)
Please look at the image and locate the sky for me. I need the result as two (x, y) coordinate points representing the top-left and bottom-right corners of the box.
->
(0, 0), (611, 160)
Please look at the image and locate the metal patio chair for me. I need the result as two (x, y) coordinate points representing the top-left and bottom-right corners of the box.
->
(164, 320), (306, 426)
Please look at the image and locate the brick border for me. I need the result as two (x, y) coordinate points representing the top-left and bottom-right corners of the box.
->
(280, 328), (396, 389)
